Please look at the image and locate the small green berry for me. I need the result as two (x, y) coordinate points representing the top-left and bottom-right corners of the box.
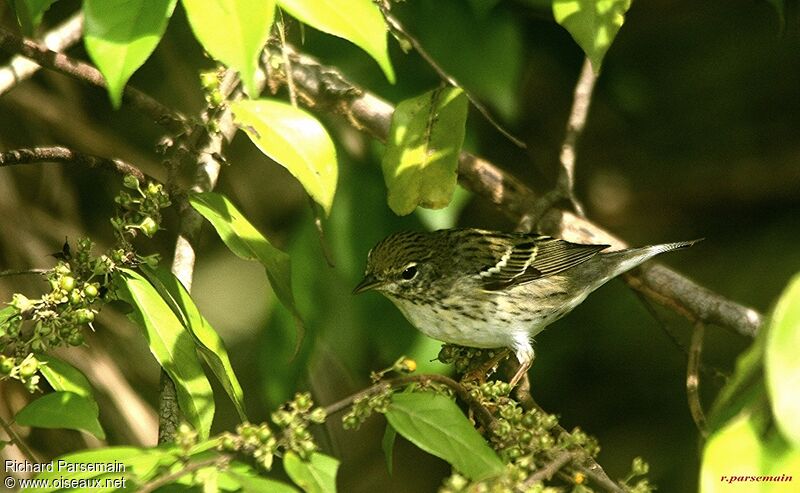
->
(0, 355), (14, 374)
(139, 217), (159, 237)
(75, 309), (95, 324)
(67, 332), (85, 346)
(123, 175), (140, 190)
(84, 284), (99, 299)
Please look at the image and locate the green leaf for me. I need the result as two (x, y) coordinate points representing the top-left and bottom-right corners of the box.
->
(115, 268), (214, 438)
(140, 265), (248, 421)
(382, 87), (468, 215)
(386, 392), (504, 481)
(15, 391), (105, 440)
(34, 447), (173, 491)
(231, 99), (338, 215)
(189, 192), (303, 335)
(38, 355), (98, 412)
(766, 272), (800, 447)
(227, 471), (300, 493)
(182, 0), (275, 97)
(9, 0), (57, 35)
(0, 306), (18, 337)
(277, 0), (394, 83)
(552, 0), (632, 72)
(83, 0), (177, 108)
(700, 409), (800, 493)
(381, 424), (397, 475)
(283, 452), (339, 493)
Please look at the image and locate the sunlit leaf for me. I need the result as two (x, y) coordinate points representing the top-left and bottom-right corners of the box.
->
(284, 452), (339, 493)
(83, 0), (177, 108)
(552, 0), (632, 72)
(385, 392), (504, 481)
(277, 0), (394, 83)
(700, 409), (800, 493)
(228, 471), (300, 493)
(115, 268), (214, 438)
(141, 265), (248, 421)
(15, 391), (105, 440)
(38, 355), (99, 413)
(382, 87), (468, 215)
(182, 0), (275, 96)
(766, 272), (800, 447)
(231, 99), (338, 215)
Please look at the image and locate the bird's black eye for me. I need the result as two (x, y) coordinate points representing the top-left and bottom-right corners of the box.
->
(401, 265), (418, 280)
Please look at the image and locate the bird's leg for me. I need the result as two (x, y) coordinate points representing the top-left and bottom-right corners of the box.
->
(461, 348), (511, 383)
(509, 359), (532, 388)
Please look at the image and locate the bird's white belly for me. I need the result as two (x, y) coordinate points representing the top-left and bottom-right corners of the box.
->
(388, 296), (527, 349)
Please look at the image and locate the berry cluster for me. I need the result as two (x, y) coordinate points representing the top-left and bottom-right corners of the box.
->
(0, 175), (170, 391)
(219, 392), (327, 469)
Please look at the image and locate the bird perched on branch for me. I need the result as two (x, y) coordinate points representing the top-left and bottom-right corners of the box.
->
(354, 228), (700, 386)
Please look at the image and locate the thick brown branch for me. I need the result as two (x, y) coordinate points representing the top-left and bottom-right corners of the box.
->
(0, 146), (147, 182)
(0, 25), (187, 133)
(270, 46), (763, 339)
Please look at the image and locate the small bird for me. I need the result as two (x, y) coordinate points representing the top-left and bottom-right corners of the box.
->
(353, 228), (700, 386)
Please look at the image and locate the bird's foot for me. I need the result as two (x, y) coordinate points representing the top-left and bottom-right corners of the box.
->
(461, 348), (512, 384)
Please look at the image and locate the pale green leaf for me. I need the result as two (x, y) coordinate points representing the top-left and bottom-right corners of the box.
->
(284, 452), (339, 493)
(277, 0), (394, 83)
(386, 392), (504, 481)
(231, 99), (338, 215)
(189, 192), (303, 332)
(141, 265), (248, 421)
(766, 272), (800, 447)
(382, 87), (468, 215)
(552, 0), (632, 72)
(83, 0), (177, 108)
(182, 0), (275, 97)
(115, 268), (214, 438)
(700, 410), (800, 493)
(15, 391), (105, 440)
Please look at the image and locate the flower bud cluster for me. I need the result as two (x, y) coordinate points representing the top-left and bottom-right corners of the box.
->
(342, 385), (392, 430)
(112, 175), (170, 245)
(219, 392), (327, 469)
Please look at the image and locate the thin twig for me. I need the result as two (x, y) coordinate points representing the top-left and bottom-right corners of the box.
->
(278, 11), (298, 108)
(687, 321), (708, 436)
(0, 415), (40, 463)
(0, 146), (148, 182)
(324, 374), (497, 436)
(0, 13), (84, 96)
(0, 25), (187, 134)
(136, 456), (228, 493)
(524, 450), (576, 486)
(378, 5), (527, 149)
(0, 268), (48, 277)
(516, 57), (595, 230)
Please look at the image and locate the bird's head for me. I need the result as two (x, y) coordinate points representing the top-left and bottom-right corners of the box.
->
(353, 231), (437, 299)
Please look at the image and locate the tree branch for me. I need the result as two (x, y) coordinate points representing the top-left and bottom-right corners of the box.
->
(267, 45), (763, 339)
(0, 25), (187, 134)
(0, 146), (147, 182)
(0, 13), (84, 96)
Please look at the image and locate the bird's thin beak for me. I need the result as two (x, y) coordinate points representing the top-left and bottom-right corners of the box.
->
(353, 274), (382, 295)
